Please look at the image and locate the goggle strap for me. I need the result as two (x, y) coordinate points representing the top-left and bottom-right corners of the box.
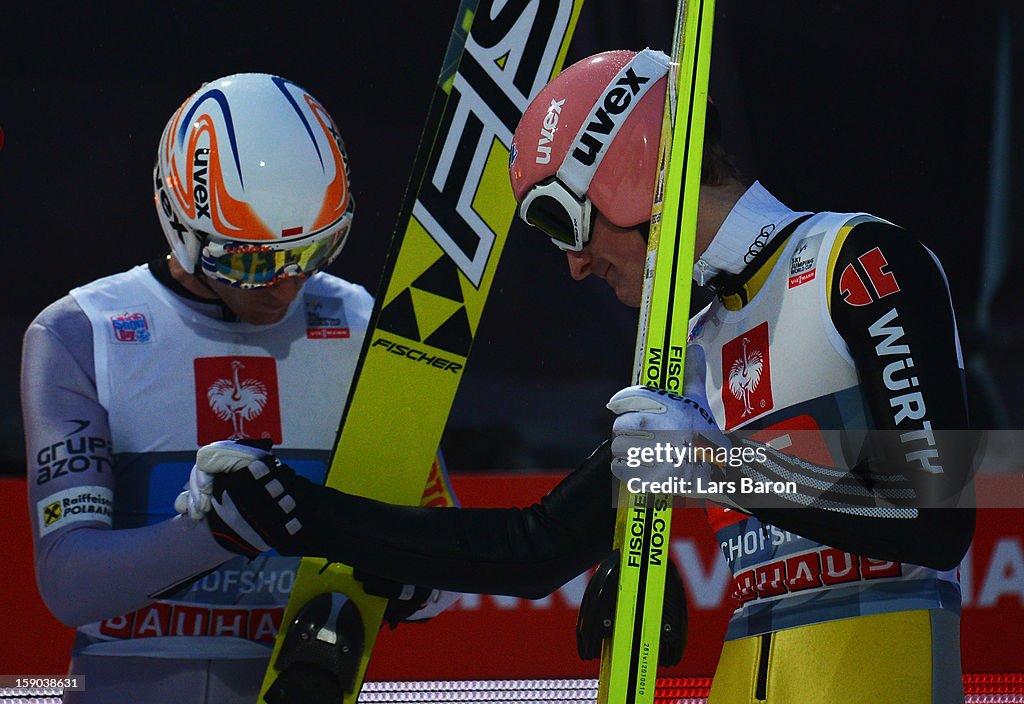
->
(556, 48), (670, 198)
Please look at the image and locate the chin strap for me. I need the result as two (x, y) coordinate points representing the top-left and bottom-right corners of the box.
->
(188, 231), (237, 321)
(193, 267), (239, 323)
(151, 253), (240, 322)
(187, 244), (240, 322)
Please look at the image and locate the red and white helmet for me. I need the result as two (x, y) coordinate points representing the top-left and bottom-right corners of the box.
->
(154, 73), (354, 287)
(509, 49), (669, 250)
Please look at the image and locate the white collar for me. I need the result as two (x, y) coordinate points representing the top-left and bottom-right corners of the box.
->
(693, 181), (812, 284)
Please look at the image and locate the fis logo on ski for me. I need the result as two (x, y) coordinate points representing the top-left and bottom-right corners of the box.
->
(404, 0), (577, 293)
(379, 0), (579, 363)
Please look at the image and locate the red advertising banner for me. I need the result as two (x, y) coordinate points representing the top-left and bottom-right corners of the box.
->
(3, 475), (1021, 678)
(367, 474), (1024, 680)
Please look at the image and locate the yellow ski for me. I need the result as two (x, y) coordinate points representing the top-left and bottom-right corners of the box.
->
(260, 1), (584, 701)
(598, 0), (717, 702)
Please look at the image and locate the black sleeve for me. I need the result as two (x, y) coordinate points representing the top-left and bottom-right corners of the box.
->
(717, 221), (975, 570)
(289, 443), (616, 598)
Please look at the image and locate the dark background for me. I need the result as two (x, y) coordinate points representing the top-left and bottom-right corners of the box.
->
(2, 1), (1020, 474)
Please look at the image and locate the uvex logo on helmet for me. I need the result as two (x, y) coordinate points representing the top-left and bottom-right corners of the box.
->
(570, 66), (651, 167)
(535, 98), (565, 165)
(192, 148), (211, 219)
(154, 161), (188, 244)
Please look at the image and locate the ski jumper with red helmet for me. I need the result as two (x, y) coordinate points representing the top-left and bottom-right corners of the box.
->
(510, 50), (668, 250)
(507, 51), (972, 703)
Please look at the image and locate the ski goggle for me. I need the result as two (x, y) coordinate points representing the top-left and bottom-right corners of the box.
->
(517, 178), (593, 252)
(200, 198), (354, 287)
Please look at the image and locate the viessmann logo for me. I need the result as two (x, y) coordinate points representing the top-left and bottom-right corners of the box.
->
(788, 238), (818, 288)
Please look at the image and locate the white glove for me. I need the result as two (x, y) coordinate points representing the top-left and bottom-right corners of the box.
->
(608, 345), (730, 488)
(176, 440), (300, 558)
(174, 440), (268, 520)
(406, 589), (462, 623)
(354, 565), (463, 629)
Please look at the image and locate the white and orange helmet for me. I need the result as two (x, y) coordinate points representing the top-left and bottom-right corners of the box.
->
(154, 73), (354, 287)
(509, 49), (669, 251)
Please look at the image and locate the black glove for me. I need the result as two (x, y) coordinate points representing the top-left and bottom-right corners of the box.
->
(194, 440), (315, 558)
(353, 568), (442, 629)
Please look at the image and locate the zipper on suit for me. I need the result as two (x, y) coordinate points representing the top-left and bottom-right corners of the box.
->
(755, 632), (771, 701)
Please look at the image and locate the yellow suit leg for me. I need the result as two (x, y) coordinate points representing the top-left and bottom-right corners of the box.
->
(708, 609), (962, 704)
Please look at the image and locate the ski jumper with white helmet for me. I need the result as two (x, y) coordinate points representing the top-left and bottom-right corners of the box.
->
(22, 73), (455, 704)
(154, 73), (354, 287)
